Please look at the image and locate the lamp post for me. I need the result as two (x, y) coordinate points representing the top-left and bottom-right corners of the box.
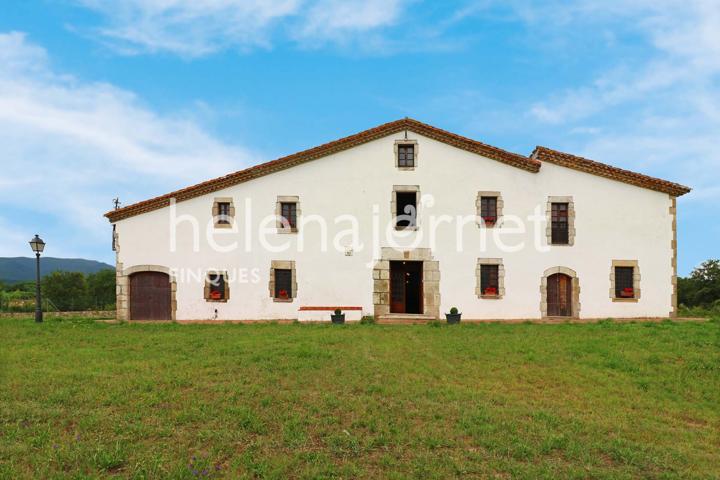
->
(29, 234), (45, 323)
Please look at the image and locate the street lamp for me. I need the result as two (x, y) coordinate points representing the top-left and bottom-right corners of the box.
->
(29, 234), (45, 323)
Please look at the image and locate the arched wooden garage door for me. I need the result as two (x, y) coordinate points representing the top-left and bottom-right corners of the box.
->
(129, 271), (171, 320)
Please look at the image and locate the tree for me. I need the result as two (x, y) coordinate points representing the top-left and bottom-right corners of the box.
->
(87, 269), (116, 309)
(41, 271), (88, 311)
(678, 259), (720, 308)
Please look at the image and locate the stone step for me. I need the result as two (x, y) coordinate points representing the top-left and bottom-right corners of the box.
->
(376, 314), (438, 324)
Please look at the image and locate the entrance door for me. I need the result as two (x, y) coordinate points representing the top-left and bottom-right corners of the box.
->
(547, 273), (573, 317)
(129, 272), (171, 320)
(390, 261), (423, 314)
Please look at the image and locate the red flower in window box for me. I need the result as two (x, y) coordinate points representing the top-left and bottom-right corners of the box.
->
(278, 289), (289, 299)
(482, 216), (496, 225)
(210, 290), (222, 300)
(484, 287), (498, 296)
(620, 287), (634, 298)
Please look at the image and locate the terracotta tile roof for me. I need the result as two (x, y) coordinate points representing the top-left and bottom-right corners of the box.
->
(105, 118), (539, 222)
(531, 146), (691, 197)
(105, 119), (691, 223)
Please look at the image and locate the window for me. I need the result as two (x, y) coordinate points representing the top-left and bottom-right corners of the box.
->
(615, 267), (634, 298)
(217, 202), (231, 224)
(269, 260), (296, 302)
(476, 191), (503, 228)
(276, 196), (300, 233)
(480, 196), (498, 226)
(396, 192), (417, 228)
(395, 140), (418, 169)
(480, 265), (499, 296)
(610, 260), (640, 302)
(476, 258), (505, 299)
(551, 202), (569, 244)
(205, 272), (229, 302)
(274, 269), (292, 300)
(280, 202), (297, 229)
(397, 144), (415, 168)
(212, 197), (235, 228)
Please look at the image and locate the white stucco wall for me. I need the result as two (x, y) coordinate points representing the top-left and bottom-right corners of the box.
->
(114, 130), (675, 320)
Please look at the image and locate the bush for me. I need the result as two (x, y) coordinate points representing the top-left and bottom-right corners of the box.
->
(360, 315), (375, 325)
(449, 307), (459, 315)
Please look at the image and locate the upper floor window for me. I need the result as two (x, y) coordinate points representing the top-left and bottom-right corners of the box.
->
(281, 202), (297, 229)
(395, 191), (418, 229)
(476, 191), (503, 228)
(398, 144), (415, 168)
(551, 202), (569, 244)
(212, 197), (234, 229)
(275, 196), (300, 233)
(480, 196), (497, 226)
(546, 196), (575, 246)
(217, 202), (231, 224)
(395, 140), (418, 170)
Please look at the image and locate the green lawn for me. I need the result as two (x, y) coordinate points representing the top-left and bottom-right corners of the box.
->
(1, 318), (718, 479)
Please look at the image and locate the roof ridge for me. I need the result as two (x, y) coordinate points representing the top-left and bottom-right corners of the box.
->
(105, 118), (538, 222)
(532, 146), (690, 197)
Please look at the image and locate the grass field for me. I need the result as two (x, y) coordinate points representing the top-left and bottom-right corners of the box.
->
(1, 318), (718, 479)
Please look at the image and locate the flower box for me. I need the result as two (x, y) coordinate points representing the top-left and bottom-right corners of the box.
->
(210, 290), (222, 300)
(620, 288), (634, 298)
(482, 216), (497, 225)
(278, 289), (289, 299)
(484, 287), (498, 296)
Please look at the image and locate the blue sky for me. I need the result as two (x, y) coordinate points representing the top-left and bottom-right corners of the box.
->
(0, 0), (717, 275)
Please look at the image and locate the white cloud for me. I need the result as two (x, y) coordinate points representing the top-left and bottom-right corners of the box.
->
(507, 0), (720, 201)
(74, 0), (410, 56)
(0, 31), (255, 260)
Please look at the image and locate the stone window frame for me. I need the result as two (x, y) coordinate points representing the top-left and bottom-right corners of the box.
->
(610, 260), (641, 303)
(275, 196), (300, 234)
(476, 191), (504, 228)
(212, 197), (235, 229)
(546, 196), (576, 246)
(269, 260), (297, 303)
(372, 248), (440, 319)
(204, 270), (230, 303)
(475, 258), (505, 299)
(540, 266), (581, 318)
(394, 139), (418, 171)
(392, 185), (420, 231)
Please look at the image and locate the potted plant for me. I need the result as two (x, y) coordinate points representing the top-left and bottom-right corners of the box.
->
(483, 216), (496, 226)
(484, 286), (498, 296)
(620, 287), (634, 298)
(210, 290), (222, 300)
(331, 308), (345, 324)
(278, 289), (289, 300)
(446, 307), (461, 324)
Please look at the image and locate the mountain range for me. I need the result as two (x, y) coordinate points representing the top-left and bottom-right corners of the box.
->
(0, 257), (114, 284)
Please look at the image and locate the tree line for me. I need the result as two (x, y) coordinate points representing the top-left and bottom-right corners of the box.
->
(678, 259), (720, 315)
(0, 269), (115, 312)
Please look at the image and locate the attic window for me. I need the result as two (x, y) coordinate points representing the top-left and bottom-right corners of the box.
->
(395, 140), (418, 170)
(212, 197), (235, 229)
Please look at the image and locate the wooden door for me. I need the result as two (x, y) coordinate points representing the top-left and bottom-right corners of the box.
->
(390, 263), (406, 313)
(547, 273), (572, 317)
(129, 272), (171, 320)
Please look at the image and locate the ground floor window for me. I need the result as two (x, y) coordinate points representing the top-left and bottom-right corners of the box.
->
(269, 260), (297, 302)
(611, 260), (640, 302)
(476, 258), (505, 299)
(205, 271), (229, 302)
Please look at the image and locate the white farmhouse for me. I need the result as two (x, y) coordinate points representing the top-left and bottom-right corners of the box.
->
(106, 118), (690, 322)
